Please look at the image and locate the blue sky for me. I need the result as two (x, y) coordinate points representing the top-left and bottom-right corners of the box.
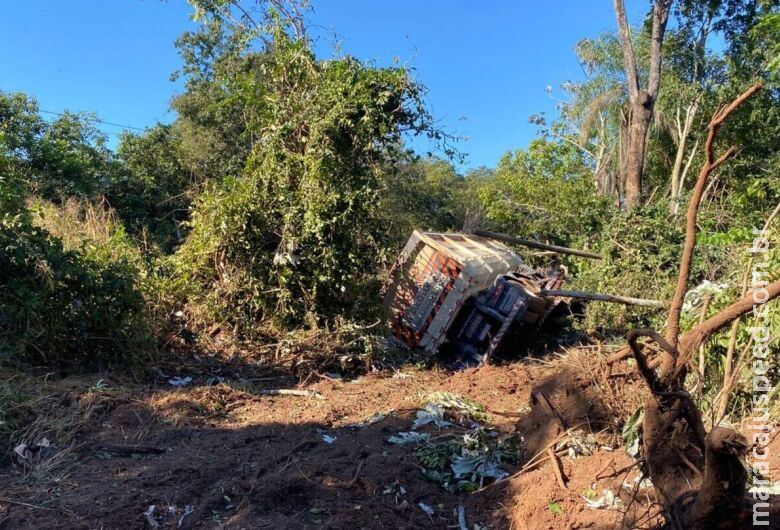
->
(0, 1), (646, 169)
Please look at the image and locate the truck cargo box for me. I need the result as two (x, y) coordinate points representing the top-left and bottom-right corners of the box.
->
(382, 231), (524, 353)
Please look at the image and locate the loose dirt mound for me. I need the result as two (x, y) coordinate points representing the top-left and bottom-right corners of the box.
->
(0, 351), (776, 529)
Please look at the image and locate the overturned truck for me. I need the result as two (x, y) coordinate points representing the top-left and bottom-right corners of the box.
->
(382, 230), (662, 366)
(381, 231), (565, 366)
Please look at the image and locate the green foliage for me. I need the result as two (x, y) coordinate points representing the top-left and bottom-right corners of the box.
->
(0, 93), (152, 367)
(0, 211), (150, 366)
(377, 157), (479, 254)
(110, 125), (192, 251)
(175, 16), (450, 331)
(478, 139), (612, 257)
(571, 204), (685, 333)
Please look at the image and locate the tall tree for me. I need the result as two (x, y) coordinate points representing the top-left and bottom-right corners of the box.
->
(613, 0), (673, 207)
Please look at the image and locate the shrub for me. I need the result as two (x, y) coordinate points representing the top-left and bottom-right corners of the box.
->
(0, 201), (151, 367)
(174, 23), (450, 332)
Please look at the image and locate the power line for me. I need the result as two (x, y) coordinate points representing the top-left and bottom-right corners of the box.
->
(38, 109), (147, 132)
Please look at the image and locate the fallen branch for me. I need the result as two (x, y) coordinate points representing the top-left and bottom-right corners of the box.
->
(344, 459), (364, 487)
(90, 443), (166, 455)
(547, 447), (568, 489)
(542, 288), (667, 308)
(257, 389), (325, 400)
(473, 229), (603, 260)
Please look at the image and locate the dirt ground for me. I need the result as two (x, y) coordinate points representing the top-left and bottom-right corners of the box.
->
(0, 348), (777, 529)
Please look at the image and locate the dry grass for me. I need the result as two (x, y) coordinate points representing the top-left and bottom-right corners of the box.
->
(0, 370), (127, 487)
(557, 343), (646, 421)
(28, 197), (120, 252)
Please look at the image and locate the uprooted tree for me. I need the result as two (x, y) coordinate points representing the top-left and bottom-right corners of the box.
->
(626, 82), (779, 529)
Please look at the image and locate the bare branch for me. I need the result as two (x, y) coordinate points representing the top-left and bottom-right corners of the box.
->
(613, 0), (640, 99)
(665, 84), (762, 347)
(647, 0), (673, 98)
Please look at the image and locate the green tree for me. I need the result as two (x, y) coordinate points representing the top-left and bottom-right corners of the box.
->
(176, 1), (453, 330)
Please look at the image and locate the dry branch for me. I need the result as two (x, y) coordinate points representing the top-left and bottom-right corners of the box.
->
(622, 83), (776, 530)
(541, 289), (666, 308)
(257, 389), (325, 399)
(473, 229), (603, 260)
(665, 82), (763, 348)
(547, 447), (568, 489)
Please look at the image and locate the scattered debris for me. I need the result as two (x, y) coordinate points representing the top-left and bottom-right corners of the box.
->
(621, 407), (643, 459)
(417, 429), (514, 492)
(457, 505), (468, 530)
(387, 432), (430, 445)
(168, 376), (193, 387)
(257, 389), (324, 400)
(424, 391), (486, 421)
(748, 481), (780, 496)
(557, 429), (600, 459)
(622, 475), (654, 492)
(321, 434), (337, 444)
(347, 411), (391, 429)
(682, 280), (729, 313)
(583, 489), (624, 510)
(143, 505), (159, 528)
(412, 403), (451, 429)
(417, 501), (435, 516)
(14, 437), (53, 464)
(178, 505), (194, 528)
(391, 371), (413, 380)
(382, 480), (408, 497)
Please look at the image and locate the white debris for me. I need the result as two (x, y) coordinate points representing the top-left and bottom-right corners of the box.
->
(412, 403), (451, 429)
(168, 376), (193, 387)
(622, 475), (654, 492)
(14, 437), (53, 462)
(457, 505), (468, 530)
(682, 280), (729, 312)
(348, 411), (391, 429)
(583, 489), (624, 510)
(143, 505), (160, 528)
(321, 434), (337, 444)
(387, 431), (430, 445)
(451, 452), (508, 481)
(13, 443), (28, 460)
(417, 502), (435, 516)
(178, 505), (194, 528)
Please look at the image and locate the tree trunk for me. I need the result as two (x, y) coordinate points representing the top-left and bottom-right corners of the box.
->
(613, 0), (672, 207)
(625, 95), (654, 207)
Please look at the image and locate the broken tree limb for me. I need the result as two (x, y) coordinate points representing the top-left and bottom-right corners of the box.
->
(473, 229), (603, 260)
(257, 389), (325, 400)
(548, 447), (568, 489)
(665, 82), (762, 349)
(623, 84), (777, 529)
(541, 289), (667, 308)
